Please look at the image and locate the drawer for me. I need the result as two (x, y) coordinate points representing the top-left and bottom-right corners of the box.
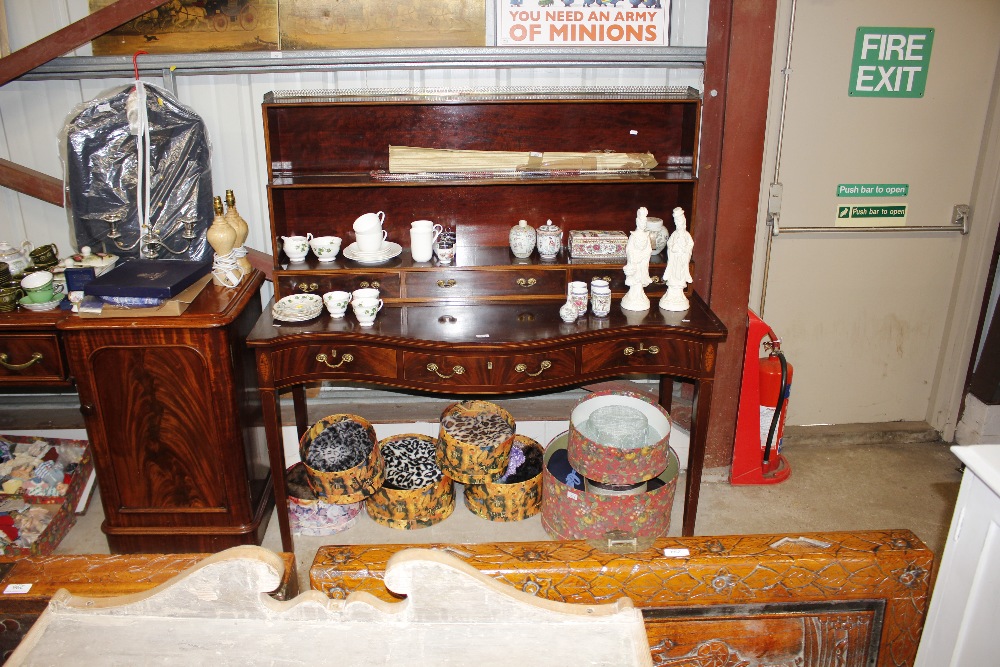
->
(569, 269), (628, 293)
(0, 333), (66, 383)
(402, 352), (491, 387)
(269, 344), (397, 384)
(581, 337), (707, 376)
(570, 266), (667, 295)
(404, 269), (567, 300)
(491, 349), (577, 387)
(276, 273), (401, 300)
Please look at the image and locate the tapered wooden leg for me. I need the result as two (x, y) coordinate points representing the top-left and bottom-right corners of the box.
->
(658, 376), (674, 413)
(292, 385), (309, 439)
(683, 378), (714, 536)
(262, 387), (293, 553)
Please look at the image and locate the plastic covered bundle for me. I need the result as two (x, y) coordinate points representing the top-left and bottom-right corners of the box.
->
(62, 82), (212, 260)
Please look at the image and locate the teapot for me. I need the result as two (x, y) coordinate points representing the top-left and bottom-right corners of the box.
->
(0, 240), (33, 276)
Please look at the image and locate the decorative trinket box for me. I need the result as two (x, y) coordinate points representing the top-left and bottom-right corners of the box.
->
(541, 431), (679, 541)
(299, 414), (385, 504)
(464, 435), (544, 522)
(365, 433), (455, 530)
(285, 463), (362, 536)
(437, 400), (516, 485)
(568, 230), (629, 259)
(567, 390), (672, 485)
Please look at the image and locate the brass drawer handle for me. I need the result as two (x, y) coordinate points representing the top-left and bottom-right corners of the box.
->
(297, 282), (319, 293)
(427, 363), (464, 379)
(360, 281), (380, 289)
(515, 360), (552, 377)
(0, 352), (43, 371)
(623, 344), (659, 356)
(316, 350), (354, 370)
(516, 277), (537, 288)
(437, 279), (457, 288)
(649, 276), (663, 284)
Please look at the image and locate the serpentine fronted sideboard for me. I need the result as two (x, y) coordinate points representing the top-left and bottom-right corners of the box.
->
(248, 291), (726, 553)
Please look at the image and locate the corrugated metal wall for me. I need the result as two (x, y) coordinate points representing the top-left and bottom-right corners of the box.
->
(0, 1), (707, 272)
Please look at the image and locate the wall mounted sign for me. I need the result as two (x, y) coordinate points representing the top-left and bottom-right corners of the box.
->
(496, 0), (669, 46)
(849, 27), (934, 97)
(837, 183), (909, 197)
(836, 204), (908, 226)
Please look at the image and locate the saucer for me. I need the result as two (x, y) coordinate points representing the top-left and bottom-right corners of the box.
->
(19, 294), (66, 312)
(343, 242), (402, 264)
(273, 293), (323, 322)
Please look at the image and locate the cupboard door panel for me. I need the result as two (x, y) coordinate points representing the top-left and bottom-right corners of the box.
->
(89, 346), (229, 513)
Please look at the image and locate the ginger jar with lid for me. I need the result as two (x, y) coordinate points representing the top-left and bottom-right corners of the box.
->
(536, 220), (563, 259)
(508, 219), (536, 259)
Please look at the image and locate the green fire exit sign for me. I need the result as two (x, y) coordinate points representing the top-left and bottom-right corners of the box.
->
(850, 27), (934, 97)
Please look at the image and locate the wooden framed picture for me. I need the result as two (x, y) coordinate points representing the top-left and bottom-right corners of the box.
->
(279, 0), (485, 50)
(90, 0), (280, 54)
(90, 0), (485, 55)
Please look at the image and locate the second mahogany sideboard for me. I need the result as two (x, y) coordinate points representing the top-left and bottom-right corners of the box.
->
(248, 291), (726, 553)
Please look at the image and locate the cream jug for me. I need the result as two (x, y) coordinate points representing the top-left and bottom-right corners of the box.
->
(0, 240), (33, 276)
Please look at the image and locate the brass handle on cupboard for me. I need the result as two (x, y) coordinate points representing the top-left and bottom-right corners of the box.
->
(516, 277), (537, 288)
(437, 279), (457, 288)
(515, 360), (552, 377)
(296, 282), (319, 293)
(359, 281), (380, 289)
(426, 363), (464, 379)
(0, 352), (43, 371)
(649, 276), (663, 285)
(623, 344), (659, 356)
(316, 350), (354, 370)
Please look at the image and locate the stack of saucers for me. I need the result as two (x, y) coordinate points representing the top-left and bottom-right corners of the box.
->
(0, 262), (11, 287)
(272, 293), (323, 323)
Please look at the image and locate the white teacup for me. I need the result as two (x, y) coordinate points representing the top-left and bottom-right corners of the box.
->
(351, 297), (383, 327)
(353, 211), (386, 234)
(351, 287), (380, 301)
(309, 235), (342, 262)
(355, 229), (388, 254)
(411, 219), (443, 235)
(281, 234), (312, 262)
(323, 290), (351, 318)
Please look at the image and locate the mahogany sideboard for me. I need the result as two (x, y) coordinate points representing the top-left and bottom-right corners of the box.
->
(0, 271), (273, 553)
(311, 530), (934, 667)
(247, 291), (726, 553)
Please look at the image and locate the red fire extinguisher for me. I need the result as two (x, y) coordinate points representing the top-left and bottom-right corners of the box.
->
(731, 310), (793, 485)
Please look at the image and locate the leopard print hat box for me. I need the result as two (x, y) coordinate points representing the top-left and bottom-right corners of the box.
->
(366, 433), (455, 530)
(299, 414), (385, 504)
(437, 400), (516, 485)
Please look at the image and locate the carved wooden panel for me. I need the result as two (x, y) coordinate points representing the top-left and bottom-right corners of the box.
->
(310, 530), (932, 667)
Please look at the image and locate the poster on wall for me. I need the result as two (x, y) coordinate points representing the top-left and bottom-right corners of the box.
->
(496, 0), (669, 47)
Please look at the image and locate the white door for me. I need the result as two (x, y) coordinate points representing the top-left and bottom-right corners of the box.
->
(750, 0), (1000, 436)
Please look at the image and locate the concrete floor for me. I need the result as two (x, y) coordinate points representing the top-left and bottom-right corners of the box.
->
(53, 425), (964, 593)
